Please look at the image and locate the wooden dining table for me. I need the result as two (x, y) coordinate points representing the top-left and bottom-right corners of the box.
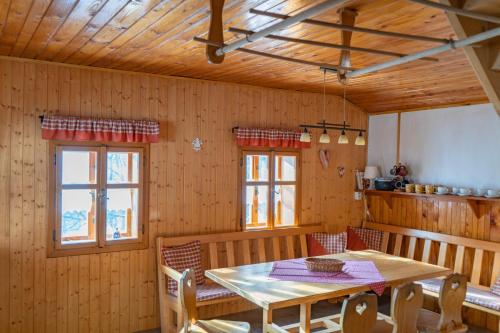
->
(205, 250), (451, 333)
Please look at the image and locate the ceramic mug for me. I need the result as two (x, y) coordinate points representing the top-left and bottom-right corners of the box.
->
(459, 188), (472, 195)
(425, 184), (435, 194)
(487, 189), (499, 197)
(437, 186), (448, 194)
(474, 188), (486, 196)
(451, 187), (459, 195)
(415, 184), (425, 194)
(405, 184), (415, 193)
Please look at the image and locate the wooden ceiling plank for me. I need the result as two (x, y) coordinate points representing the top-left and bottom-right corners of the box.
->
(0, 0), (34, 55)
(36, 0), (109, 60)
(64, 0), (165, 64)
(109, 0), (272, 72)
(50, 0), (131, 62)
(20, 0), (79, 59)
(86, 0), (201, 68)
(9, 0), (52, 57)
(438, 0), (500, 115)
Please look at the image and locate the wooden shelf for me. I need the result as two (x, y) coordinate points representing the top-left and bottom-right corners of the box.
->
(364, 189), (500, 219)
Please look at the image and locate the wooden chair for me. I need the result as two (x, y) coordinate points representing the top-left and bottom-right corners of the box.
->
(380, 282), (424, 333)
(339, 293), (380, 333)
(178, 269), (250, 333)
(417, 274), (468, 333)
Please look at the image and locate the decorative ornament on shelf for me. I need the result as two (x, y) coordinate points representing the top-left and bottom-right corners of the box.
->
(192, 137), (203, 152)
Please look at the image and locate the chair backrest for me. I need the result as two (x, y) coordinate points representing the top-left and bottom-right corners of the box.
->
(391, 282), (423, 333)
(437, 273), (467, 331)
(340, 293), (377, 333)
(179, 269), (198, 331)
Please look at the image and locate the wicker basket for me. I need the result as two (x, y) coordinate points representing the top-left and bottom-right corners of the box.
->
(305, 257), (345, 272)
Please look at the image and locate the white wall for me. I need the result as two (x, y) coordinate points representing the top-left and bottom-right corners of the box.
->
(367, 104), (500, 189)
(367, 113), (398, 177)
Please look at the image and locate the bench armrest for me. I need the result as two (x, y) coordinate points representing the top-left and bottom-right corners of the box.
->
(160, 264), (182, 283)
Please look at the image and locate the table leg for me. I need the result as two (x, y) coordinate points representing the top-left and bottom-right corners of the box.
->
(263, 308), (273, 333)
(299, 303), (311, 333)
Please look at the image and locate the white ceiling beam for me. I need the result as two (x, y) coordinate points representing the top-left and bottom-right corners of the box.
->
(439, 0), (500, 115)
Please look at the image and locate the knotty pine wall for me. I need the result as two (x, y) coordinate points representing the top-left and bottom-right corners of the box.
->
(0, 57), (367, 333)
(367, 196), (500, 331)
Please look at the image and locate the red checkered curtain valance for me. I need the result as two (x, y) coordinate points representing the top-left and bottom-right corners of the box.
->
(41, 115), (160, 143)
(234, 128), (310, 149)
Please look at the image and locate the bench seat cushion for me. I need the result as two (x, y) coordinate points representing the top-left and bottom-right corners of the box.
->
(418, 278), (500, 312)
(491, 276), (500, 296)
(161, 240), (205, 292)
(171, 283), (237, 302)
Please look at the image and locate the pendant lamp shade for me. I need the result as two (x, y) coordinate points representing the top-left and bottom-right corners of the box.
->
(300, 128), (311, 143)
(319, 129), (330, 144)
(355, 131), (366, 146)
(338, 129), (349, 144)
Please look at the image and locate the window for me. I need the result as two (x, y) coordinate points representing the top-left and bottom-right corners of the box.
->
(241, 150), (300, 229)
(48, 143), (148, 256)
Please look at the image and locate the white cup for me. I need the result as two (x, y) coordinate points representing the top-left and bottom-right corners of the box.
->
(487, 189), (499, 197)
(474, 188), (486, 196)
(459, 188), (471, 195)
(452, 187), (459, 194)
(437, 186), (448, 194)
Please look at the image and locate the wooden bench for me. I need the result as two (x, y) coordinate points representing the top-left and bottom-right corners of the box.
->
(156, 225), (324, 333)
(365, 222), (500, 332)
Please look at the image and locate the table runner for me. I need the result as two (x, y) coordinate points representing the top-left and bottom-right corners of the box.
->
(269, 258), (386, 295)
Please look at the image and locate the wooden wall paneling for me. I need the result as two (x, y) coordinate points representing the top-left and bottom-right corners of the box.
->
(0, 54), (12, 333)
(0, 57), (368, 333)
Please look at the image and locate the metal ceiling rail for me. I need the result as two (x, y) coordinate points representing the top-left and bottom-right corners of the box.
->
(193, 37), (353, 72)
(228, 27), (439, 62)
(343, 26), (500, 78)
(214, 0), (349, 57)
(409, 0), (500, 25)
(250, 9), (450, 44)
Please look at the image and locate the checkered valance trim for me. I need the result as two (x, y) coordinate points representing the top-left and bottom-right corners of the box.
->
(41, 115), (160, 143)
(234, 128), (310, 148)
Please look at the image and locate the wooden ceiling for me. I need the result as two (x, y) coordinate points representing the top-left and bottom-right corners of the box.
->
(0, 0), (490, 112)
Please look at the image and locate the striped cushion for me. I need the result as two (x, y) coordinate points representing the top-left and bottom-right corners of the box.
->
(491, 276), (500, 296)
(351, 227), (383, 251)
(171, 283), (237, 302)
(161, 241), (204, 292)
(418, 278), (500, 311)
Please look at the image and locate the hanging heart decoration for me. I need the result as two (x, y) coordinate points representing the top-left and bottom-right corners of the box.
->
(337, 166), (345, 178)
(319, 149), (330, 170)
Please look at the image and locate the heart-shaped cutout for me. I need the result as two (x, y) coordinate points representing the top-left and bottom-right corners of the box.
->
(319, 149), (330, 170)
(356, 302), (367, 315)
(451, 282), (460, 290)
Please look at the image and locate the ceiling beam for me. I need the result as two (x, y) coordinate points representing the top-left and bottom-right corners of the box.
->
(438, 0), (500, 115)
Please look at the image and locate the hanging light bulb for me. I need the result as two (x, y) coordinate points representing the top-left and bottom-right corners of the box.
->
(355, 131), (366, 146)
(338, 129), (349, 144)
(299, 127), (311, 143)
(319, 128), (330, 144)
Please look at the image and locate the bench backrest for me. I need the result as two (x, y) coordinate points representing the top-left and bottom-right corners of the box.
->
(365, 222), (500, 287)
(157, 225), (324, 270)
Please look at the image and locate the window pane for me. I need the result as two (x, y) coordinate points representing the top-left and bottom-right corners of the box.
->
(275, 155), (296, 181)
(106, 188), (139, 240)
(245, 185), (268, 227)
(107, 152), (140, 184)
(62, 150), (97, 184)
(274, 185), (296, 226)
(245, 155), (269, 182)
(61, 189), (97, 244)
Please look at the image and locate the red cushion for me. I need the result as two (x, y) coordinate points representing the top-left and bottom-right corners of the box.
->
(307, 232), (346, 256)
(161, 241), (204, 292)
(350, 227), (383, 251)
(492, 276), (500, 296)
(171, 283), (237, 302)
(346, 227), (368, 250)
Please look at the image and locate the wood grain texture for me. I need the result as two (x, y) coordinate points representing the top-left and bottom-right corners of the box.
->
(0, 57), (367, 333)
(0, 0), (489, 113)
(367, 194), (500, 332)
